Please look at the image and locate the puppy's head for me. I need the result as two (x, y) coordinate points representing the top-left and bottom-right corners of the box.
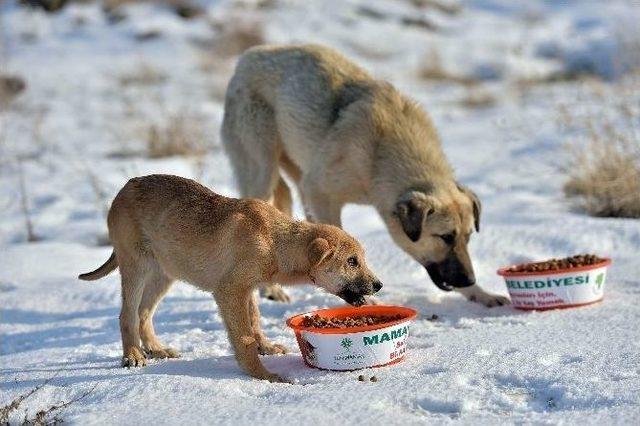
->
(387, 182), (481, 292)
(307, 227), (382, 306)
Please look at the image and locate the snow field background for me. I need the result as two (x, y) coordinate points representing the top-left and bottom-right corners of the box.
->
(1, 0), (639, 424)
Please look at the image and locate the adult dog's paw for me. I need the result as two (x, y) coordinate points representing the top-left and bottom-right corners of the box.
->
(470, 292), (511, 308)
(480, 293), (511, 308)
(457, 286), (511, 308)
(260, 284), (291, 303)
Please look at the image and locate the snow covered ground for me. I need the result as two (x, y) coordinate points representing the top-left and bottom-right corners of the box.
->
(1, 0), (639, 424)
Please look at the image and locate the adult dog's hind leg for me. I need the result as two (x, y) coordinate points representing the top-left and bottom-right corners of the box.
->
(260, 178), (293, 303)
(302, 181), (344, 227)
(276, 152), (302, 217)
(222, 91), (280, 201)
(138, 265), (179, 359)
(272, 177), (293, 217)
(223, 91), (291, 303)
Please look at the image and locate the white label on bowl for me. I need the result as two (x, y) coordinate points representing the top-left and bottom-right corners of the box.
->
(300, 321), (412, 370)
(504, 266), (608, 309)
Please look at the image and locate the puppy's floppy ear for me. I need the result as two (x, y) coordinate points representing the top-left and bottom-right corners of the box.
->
(393, 191), (433, 242)
(308, 238), (334, 267)
(457, 183), (482, 232)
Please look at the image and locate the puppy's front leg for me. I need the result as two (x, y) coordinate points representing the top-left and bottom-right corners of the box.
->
(249, 292), (289, 355)
(214, 287), (285, 382)
(456, 285), (511, 308)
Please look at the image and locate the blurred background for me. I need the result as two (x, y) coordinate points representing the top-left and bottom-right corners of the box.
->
(1, 0), (638, 247)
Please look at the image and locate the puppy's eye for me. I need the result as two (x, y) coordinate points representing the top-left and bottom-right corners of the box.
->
(347, 256), (359, 268)
(436, 233), (455, 245)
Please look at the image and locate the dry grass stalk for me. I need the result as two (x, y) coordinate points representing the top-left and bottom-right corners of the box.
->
(0, 74), (26, 110)
(209, 18), (265, 58)
(21, 383), (97, 426)
(19, 0), (68, 13)
(419, 49), (478, 86)
(118, 64), (166, 87)
(104, 0), (204, 18)
(17, 159), (39, 242)
(409, 0), (462, 15)
(1, 369), (96, 425)
(147, 113), (206, 158)
(563, 77), (640, 218)
(0, 371), (59, 424)
(400, 15), (438, 31)
(565, 137), (640, 218)
(458, 86), (496, 108)
(356, 5), (387, 21)
(85, 167), (110, 219)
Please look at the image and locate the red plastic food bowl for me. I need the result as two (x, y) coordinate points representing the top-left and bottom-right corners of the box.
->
(498, 258), (611, 310)
(287, 305), (418, 370)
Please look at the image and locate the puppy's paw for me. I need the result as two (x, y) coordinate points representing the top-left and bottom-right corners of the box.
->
(145, 347), (181, 359)
(260, 373), (288, 383)
(260, 284), (291, 303)
(258, 341), (290, 355)
(122, 347), (146, 367)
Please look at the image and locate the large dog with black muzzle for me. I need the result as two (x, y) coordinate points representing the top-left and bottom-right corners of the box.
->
(221, 44), (509, 307)
(79, 174), (382, 382)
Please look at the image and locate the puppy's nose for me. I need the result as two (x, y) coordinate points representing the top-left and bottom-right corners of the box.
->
(373, 281), (383, 292)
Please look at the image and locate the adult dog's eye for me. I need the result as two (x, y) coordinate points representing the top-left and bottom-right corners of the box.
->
(347, 256), (359, 268)
(437, 233), (455, 245)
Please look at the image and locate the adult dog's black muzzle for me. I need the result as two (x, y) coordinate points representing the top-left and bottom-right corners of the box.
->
(425, 257), (475, 291)
(425, 263), (454, 291)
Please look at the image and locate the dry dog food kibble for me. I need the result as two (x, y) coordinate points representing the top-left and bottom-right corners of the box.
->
(507, 254), (605, 273)
(301, 314), (403, 329)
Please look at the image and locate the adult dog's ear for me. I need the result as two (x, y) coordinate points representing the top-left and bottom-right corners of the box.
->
(457, 183), (482, 232)
(393, 192), (433, 242)
(308, 238), (334, 267)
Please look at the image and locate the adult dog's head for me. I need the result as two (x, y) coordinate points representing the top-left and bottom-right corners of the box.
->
(387, 182), (481, 291)
(307, 225), (383, 306)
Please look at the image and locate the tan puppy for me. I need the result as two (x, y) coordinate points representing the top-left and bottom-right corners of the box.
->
(79, 174), (382, 382)
(222, 44), (509, 307)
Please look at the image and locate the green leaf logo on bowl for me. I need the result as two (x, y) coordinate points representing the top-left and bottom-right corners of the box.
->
(340, 337), (353, 351)
(595, 273), (604, 290)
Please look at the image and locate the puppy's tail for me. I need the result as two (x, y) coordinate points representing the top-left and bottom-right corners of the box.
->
(78, 250), (118, 281)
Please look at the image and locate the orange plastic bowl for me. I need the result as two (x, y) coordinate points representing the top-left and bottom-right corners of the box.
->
(498, 258), (611, 310)
(287, 305), (418, 371)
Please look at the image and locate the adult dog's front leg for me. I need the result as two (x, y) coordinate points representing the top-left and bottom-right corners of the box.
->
(456, 285), (511, 308)
(214, 287), (286, 382)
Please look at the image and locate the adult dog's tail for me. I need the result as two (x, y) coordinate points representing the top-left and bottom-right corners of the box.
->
(78, 251), (118, 281)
